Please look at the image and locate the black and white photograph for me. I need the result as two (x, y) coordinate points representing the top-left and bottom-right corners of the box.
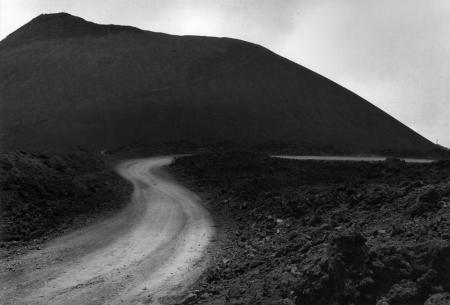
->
(0, 1), (449, 304)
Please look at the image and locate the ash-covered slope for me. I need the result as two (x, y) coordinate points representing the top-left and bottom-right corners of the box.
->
(0, 13), (436, 153)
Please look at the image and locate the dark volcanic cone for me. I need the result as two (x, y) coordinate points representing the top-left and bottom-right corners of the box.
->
(0, 13), (436, 153)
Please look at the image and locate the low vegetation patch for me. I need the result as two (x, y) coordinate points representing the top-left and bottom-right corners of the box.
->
(169, 152), (450, 305)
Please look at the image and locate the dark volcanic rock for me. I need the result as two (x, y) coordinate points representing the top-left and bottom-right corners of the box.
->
(408, 187), (442, 217)
(424, 293), (450, 305)
(169, 152), (450, 305)
(295, 231), (375, 305)
(0, 150), (131, 243)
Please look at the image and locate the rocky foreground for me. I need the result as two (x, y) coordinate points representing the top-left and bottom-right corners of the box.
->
(169, 152), (450, 305)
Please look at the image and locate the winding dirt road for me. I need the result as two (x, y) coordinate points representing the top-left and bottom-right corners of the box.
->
(0, 156), (215, 305)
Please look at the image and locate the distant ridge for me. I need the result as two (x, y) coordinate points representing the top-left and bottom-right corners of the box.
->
(0, 13), (438, 155)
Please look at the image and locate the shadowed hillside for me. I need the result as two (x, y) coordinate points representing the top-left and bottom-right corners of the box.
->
(0, 13), (437, 153)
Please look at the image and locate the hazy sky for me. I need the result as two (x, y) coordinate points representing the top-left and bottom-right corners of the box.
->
(1, 0), (449, 147)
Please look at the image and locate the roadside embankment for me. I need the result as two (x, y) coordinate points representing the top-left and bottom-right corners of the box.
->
(0, 150), (132, 247)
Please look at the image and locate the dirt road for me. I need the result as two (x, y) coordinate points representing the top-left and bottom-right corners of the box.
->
(272, 155), (434, 163)
(0, 156), (215, 305)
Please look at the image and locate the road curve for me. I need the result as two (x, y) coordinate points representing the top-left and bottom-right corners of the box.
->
(0, 156), (215, 305)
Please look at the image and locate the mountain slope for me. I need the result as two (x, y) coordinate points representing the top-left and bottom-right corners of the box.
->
(0, 13), (436, 153)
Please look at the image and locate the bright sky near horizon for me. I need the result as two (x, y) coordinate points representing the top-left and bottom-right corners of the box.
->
(1, 0), (449, 147)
